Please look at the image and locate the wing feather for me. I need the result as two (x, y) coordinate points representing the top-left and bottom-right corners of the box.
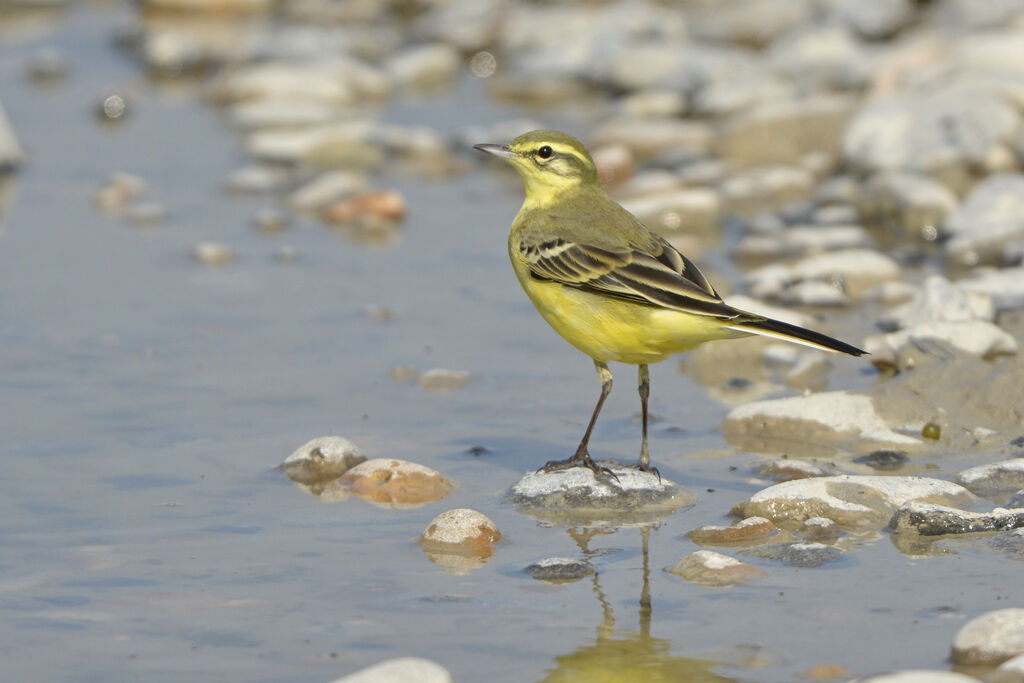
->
(519, 233), (739, 319)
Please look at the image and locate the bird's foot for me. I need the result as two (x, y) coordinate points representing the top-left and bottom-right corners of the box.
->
(540, 451), (620, 483)
(628, 461), (661, 482)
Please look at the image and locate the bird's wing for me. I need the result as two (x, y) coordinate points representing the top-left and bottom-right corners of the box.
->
(519, 233), (741, 319)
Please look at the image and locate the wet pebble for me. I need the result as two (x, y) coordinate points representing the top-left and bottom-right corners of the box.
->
(421, 508), (500, 550)
(889, 501), (1024, 536)
(952, 608), (1024, 666)
(955, 459), (1024, 502)
(340, 459), (455, 508)
(280, 436), (366, 485)
(325, 190), (406, 226)
(734, 224), (873, 261)
(991, 654), (1024, 683)
(330, 657), (454, 683)
(722, 391), (924, 456)
(25, 48), (70, 83)
(390, 365), (419, 382)
(716, 96), (853, 166)
(667, 550), (765, 587)
(524, 557), (594, 583)
(416, 369), (473, 391)
(192, 241), (234, 266)
(853, 449), (909, 471)
(96, 92), (129, 122)
(229, 100), (341, 130)
(619, 187), (721, 235)
(95, 172), (147, 212)
(288, 170), (369, 212)
(687, 516), (778, 545)
(745, 541), (841, 568)
(989, 528), (1024, 559)
(252, 208), (288, 234)
(225, 165), (292, 194)
(734, 475), (976, 528)
(798, 517), (844, 541)
(750, 457), (836, 481)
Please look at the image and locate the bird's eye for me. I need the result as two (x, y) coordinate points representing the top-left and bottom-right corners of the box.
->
(537, 145), (553, 159)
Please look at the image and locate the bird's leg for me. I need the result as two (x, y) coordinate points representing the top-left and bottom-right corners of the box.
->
(542, 360), (619, 481)
(630, 363), (660, 480)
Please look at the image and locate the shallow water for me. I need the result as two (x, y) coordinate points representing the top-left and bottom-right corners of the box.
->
(0, 4), (1018, 682)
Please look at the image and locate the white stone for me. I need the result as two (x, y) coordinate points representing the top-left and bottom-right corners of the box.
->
(745, 249), (900, 301)
(854, 672), (982, 683)
(956, 460), (1024, 500)
(735, 475), (976, 527)
(287, 171), (369, 212)
(724, 391), (922, 449)
(953, 608), (1024, 666)
(421, 508), (500, 546)
(864, 320), (1018, 366)
(943, 174), (1024, 261)
(331, 657), (454, 683)
(879, 276), (995, 330)
(282, 436), (365, 483)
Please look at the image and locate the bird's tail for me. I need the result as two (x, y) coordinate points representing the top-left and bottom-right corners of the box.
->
(724, 314), (867, 357)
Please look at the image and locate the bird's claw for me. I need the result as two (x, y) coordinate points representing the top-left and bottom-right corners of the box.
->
(628, 462), (661, 482)
(540, 452), (620, 483)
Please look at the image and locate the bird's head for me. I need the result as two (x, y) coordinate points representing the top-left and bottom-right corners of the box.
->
(474, 129), (599, 208)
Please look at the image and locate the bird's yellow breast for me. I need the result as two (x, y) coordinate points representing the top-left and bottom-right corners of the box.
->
(510, 253), (742, 365)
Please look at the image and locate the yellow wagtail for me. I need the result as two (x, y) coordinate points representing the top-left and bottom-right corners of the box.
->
(474, 130), (866, 479)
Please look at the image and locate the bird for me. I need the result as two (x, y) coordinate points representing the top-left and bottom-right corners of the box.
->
(474, 129), (866, 480)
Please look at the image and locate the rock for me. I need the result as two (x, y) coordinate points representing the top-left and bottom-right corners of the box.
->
(716, 96), (853, 166)
(192, 241), (234, 266)
(750, 457), (836, 481)
(421, 509), (501, 549)
(228, 100), (340, 131)
(95, 172), (147, 212)
(745, 541), (841, 568)
(959, 267), (1024, 313)
(687, 516), (778, 545)
(878, 276), (995, 331)
(942, 174), (1024, 266)
(507, 467), (693, 526)
(852, 449), (909, 471)
(287, 171), (369, 212)
(666, 550), (766, 587)
(97, 92), (129, 122)
(524, 557), (594, 583)
(340, 459), (454, 508)
(253, 208), (289, 234)
(858, 171), (958, 241)
(208, 60), (391, 106)
(745, 249), (901, 302)
(990, 653), (1024, 683)
(325, 190), (407, 225)
(618, 187), (721, 235)
(225, 165), (292, 194)
(841, 86), (1021, 192)
(330, 657), (454, 683)
(889, 501), (1024, 536)
(989, 529), (1024, 559)
(956, 460), (1024, 502)
(952, 608), (1024, 666)
(722, 391), (923, 457)
(25, 48), (70, 84)
(418, 369), (472, 391)
(733, 475), (976, 528)
(720, 164), (815, 216)
(1011, 491), (1024, 509)
(864, 320), (1018, 368)
(734, 224), (873, 261)
(853, 673), (982, 683)
(0, 103), (26, 171)
(829, 0), (915, 39)
(769, 24), (871, 91)
(589, 118), (713, 160)
(280, 436), (366, 485)
(798, 517), (843, 540)
(387, 44), (460, 90)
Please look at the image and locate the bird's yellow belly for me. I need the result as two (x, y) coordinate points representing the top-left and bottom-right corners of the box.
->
(519, 275), (742, 364)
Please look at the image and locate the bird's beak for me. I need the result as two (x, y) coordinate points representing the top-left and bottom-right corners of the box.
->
(473, 143), (518, 160)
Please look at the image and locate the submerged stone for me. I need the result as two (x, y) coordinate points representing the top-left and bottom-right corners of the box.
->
(956, 459), (1024, 503)
(745, 541), (841, 568)
(340, 458), (454, 508)
(667, 550), (765, 587)
(507, 466), (694, 526)
(524, 557), (594, 583)
(889, 501), (1024, 536)
(280, 436), (366, 485)
(687, 517), (778, 546)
